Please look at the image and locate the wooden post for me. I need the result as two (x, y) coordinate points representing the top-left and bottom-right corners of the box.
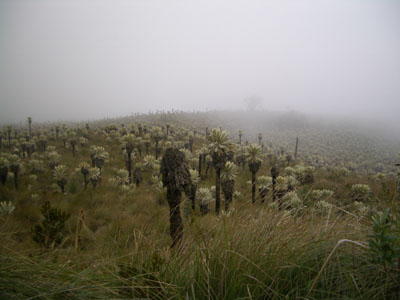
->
(75, 209), (85, 253)
(396, 163), (400, 202)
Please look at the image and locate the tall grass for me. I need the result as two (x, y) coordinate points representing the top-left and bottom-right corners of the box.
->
(1, 202), (398, 299)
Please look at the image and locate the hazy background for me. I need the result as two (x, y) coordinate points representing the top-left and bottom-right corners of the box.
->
(1, 0), (399, 126)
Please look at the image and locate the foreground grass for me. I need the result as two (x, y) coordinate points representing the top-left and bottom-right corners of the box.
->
(1, 201), (398, 300)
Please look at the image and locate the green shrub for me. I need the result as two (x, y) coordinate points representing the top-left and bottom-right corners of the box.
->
(32, 201), (70, 249)
(367, 209), (400, 265)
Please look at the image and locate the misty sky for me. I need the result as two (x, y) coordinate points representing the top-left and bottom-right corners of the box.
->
(0, 0), (399, 124)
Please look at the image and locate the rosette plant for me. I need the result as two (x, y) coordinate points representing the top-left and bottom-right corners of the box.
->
(189, 169), (200, 210)
(0, 157), (9, 185)
(188, 133), (194, 153)
(27, 117), (32, 140)
(120, 134), (136, 183)
(47, 151), (61, 171)
(91, 146), (108, 174)
(79, 162), (90, 189)
(197, 145), (209, 177)
(8, 154), (21, 189)
(88, 167), (101, 188)
(208, 128), (232, 214)
(257, 175), (272, 203)
(246, 144), (263, 203)
(136, 137), (143, 157)
(161, 147), (192, 248)
(69, 131), (77, 156)
(221, 161), (238, 211)
(197, 187), (213, 215)
(53, 165), (68, 193)
(144, 134), (151, 155)
(38, 134), (48, 152)
(152, 126), (163, 159)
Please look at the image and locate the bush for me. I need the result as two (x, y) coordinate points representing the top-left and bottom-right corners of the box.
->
(367, 209), (400, 266)
(32, 201), (70, 249)
(350, 184), (372, 202)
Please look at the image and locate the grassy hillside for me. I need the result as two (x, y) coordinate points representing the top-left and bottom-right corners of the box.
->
(0, 111), (399, 299)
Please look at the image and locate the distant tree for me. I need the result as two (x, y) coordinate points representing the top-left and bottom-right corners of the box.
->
(244, 96), (263, 111)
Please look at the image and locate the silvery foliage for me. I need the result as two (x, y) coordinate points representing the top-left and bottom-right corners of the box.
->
(0, 201), (15, 216)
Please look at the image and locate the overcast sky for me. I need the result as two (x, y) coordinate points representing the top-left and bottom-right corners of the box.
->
(0, 0), (399, 124)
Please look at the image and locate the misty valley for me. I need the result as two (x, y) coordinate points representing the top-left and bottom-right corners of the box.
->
(1, 0), (400, 298)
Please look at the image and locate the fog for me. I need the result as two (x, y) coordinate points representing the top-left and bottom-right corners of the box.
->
(1, 0), (399, 128)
